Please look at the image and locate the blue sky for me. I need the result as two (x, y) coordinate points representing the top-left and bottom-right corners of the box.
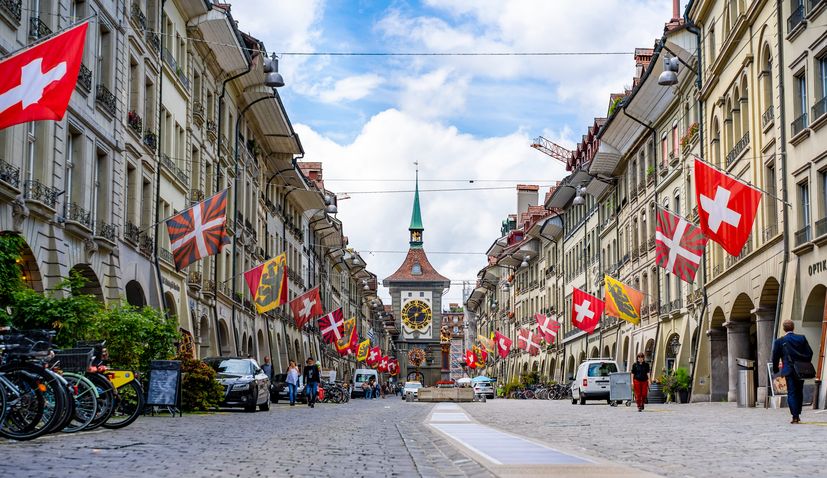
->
(233, 0), (676, 303)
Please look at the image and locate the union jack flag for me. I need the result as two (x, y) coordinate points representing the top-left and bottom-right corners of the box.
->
(165, 189), (229, 270)
(655, 207), (709, 283)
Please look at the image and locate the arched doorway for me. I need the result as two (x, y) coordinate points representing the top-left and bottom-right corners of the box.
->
(550, 359), (556, 381)
(644, 339), (655, 363)
(590, 346), (599, 359)
(727, 293), (757, 402)
(531, 361), (539, 372)
(257, 330), (265, 361)
(163, 292), (177, 320)
(218, 319), (231, 355)
(756, 278), (781, 402)
(567, 356), (575, 379)
(709, 307), (728, 401)
(199, 315), (211, 357)
(603, 345), (610, 359)
(247, 336), (253, 358)
(12, 236), (43, 292)
(125, 280), (146, 307)
(665, 333), (680, 374)
(69, 264), (104, 302)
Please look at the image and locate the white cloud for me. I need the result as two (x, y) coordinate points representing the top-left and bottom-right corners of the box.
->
(397, 68), (470, 119)
(295, 109), (568, 301)
(314, 74), (385, 103)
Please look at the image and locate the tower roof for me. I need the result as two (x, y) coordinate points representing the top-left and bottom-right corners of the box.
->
(382, 248), (450, 285)
(409, 170), (423, 231)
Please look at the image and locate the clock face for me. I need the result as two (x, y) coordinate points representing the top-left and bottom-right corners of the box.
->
(402, 300), (432, 332)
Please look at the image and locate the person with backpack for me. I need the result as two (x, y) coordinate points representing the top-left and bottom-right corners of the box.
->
(772, 320), (815, 424)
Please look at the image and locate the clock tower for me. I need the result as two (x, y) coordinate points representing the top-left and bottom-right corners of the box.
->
(383, 169), (449, 385)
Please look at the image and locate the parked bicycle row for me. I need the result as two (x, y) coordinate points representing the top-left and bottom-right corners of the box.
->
(498, 382), (573, 400)
(1, 329), (144, 441)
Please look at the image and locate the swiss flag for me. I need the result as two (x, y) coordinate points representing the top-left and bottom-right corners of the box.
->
(535, 313), (560, 344)
(656, 207), (709, 283)
(0, 22), (89, 129)
(517, 328), (542, 356)
(366, 346), (381, 367)
(572, 287), (604, 334)
(465, 349), (477, 369)
(694, 158), (761, 256)
(378, 356), (390, 373)
(494, 331), (512, 359)
(289, 287), (323, 329)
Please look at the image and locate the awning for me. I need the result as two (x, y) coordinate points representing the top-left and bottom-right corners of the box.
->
(187, 8), (248, 73)
(485, 237), (507, 257)
(546, 184), (576, 209)
(586, 177), (612, 198)
(537, 214), (564, 241)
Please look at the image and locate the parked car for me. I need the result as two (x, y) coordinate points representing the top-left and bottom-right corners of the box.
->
(570, 359), (619, 405)
(473, 380), (495, 399)
(204, 357), (271, 412)
(271, 373), (306, 404)
(402, 381), (423, 399)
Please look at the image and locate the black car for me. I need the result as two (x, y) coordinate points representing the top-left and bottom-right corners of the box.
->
(204, 357), (271, 412)
(271, 373), (306, 404)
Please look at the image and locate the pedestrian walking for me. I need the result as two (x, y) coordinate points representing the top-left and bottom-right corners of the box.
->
(302, 357), (321, 408)
(631, 352), (650, 412)
(772, 319), (815, 424)
(374, 379), (381, 400)
(286, 360), (300, 406)
(261, 356), (273, 381)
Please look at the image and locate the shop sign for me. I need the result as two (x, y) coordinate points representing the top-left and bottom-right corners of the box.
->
(808, 259), (827, 277)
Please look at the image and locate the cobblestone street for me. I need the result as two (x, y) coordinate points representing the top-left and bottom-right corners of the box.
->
(6, 396), (823, 477)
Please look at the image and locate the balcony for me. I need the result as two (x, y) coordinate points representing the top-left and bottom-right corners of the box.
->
(206, 120), (218, 143)
(96, 84), (117, 116)
(788, 3), (806, 33)
(23, 179), (59, 209)
(65, 202), (92, 228)
(146, 30), (160, 52)
(192, 101), (204, 127)
(725, 131), (749, 167)
(29, 16), (51, 40)
(138, 234), (154, 255)
(792, 113), (809, 137)
(188, 270), (202, 289)
(816, 217), (827, 239)
(669, 150), (679, 166)
(812, 96), (827, 122)
(713, 264), (723, 277)
(77, 64), (92, 93)
(0, 0), (21, 24)
(762, 106), (774, 129)
(124, 221), (141, 245)
(795, 225), (811, 247)
(143, 131), (157, 152)
(648, 237), (656, 250)
(0, 159), (21, 189)
(127, 111), (142, 137)
(160, 153), (189, 185)
(95, 220), (117, 242)
(130, 2), (146, 30)
(203, 279), (216, 295)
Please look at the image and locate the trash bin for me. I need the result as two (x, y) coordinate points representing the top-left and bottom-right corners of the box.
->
(736, 358), (755, 408)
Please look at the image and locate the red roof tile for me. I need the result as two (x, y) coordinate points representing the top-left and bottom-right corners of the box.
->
(383, 248), (450, 284)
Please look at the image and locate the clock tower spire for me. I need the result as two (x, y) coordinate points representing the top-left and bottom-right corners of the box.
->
(409, 164), (424, 248)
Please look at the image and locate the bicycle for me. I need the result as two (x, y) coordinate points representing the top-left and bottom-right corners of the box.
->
(77, 341), (145, 429)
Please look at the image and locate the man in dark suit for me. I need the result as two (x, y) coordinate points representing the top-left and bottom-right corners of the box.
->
(772, 320), (814, 424)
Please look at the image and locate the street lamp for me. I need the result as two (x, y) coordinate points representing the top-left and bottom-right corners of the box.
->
(668, 336), (681, 357)
(263, 54), (285, 88)
(658, 56), (680, 86)
(519, 255), (530, 269)
(572, 186), (586, 206)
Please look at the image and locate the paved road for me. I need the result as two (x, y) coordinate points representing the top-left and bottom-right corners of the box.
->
(4, 396), (825, 477)
(459, 399), (827, 478)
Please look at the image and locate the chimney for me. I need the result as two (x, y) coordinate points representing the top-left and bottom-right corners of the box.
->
(516, 184), (539, 217)
(672, 0), (680, 21)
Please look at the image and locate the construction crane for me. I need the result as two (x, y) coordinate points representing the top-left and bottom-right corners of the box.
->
(530, 136), (573, 164)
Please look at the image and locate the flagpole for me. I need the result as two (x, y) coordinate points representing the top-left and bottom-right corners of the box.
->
(0, 15), (96, 62)
(690, 154), (792, 207)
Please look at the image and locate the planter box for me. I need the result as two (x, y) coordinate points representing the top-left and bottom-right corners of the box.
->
(417, 387), (475, 402)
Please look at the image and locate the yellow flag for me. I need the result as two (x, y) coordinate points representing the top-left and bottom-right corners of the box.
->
(356, 339), (370, 361)
(604, 275), (644, 325)
(336, 318), (356, 354)
(477, 334), (494, 353)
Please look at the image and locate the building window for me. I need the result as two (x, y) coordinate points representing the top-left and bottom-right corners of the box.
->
(799, 181), (810, 232)
(793, 71), (808, 134)
(815, 56), (827, 120)
(708, 25), (716, 63)
(765, 160), (778, 237)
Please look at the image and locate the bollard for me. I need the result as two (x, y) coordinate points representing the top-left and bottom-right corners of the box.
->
(479, 394), (486, 403)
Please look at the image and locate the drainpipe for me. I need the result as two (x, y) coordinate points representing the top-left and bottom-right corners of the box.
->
(684, 11), (707, 396)
(213, 59), (252, 356)
(772, 0), (790, 350)
(152, 0), (167, 323)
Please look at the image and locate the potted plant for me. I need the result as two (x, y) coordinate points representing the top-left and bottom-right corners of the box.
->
(646, 165), (655, 178)
(659, 372), (678, 404)
(674, 367), (691, 403)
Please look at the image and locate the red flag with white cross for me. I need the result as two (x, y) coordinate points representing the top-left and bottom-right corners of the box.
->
(494, 331), (512, 359)
(366, 346), (381, 367)
(694, 158), (761, 256)
(378, 356), (390, 373)
(289, 287), (323, 329)
(655, 207), (709, 283)
(535, 313), (560, 344)
(571, 287), (604, 334)
(0, 22), (89, 129)
(517, 328), (542, 356)
(465, 349), (477, 369)
(318, 308), (345, 344)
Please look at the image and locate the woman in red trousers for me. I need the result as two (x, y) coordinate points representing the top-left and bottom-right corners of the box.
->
(631, 352), (651, 411)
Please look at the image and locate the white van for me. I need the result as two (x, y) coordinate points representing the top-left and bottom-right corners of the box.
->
(570, 359), (619, 405)
(352, 369), (379, 398)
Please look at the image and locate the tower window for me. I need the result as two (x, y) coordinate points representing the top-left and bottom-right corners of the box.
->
(412, 262), (422, 275)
